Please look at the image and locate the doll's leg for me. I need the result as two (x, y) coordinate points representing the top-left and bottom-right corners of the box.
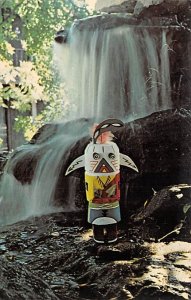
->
(92, 218), (118, 243)
(92, 223), (117, 243)
(88, 205), (120, 243)
(92, 224), (105, 243)
(106, 223), (118, 243)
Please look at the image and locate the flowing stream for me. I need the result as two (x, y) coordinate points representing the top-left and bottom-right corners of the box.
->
(0, 20), (173, 225)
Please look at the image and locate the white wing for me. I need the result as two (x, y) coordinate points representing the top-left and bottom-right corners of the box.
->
(120, 153), (139, 172)
(65, 155), (85, 175)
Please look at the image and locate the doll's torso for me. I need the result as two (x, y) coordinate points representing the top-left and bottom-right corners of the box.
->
(85, 173), (120, 204)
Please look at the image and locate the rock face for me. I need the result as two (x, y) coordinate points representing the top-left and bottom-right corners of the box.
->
(117, 108), (191, 210)
(134, 0), (190, 18)
(95, 0), (191, 17)
(0, 151), (8, 177)
(95, 0), (137, 13)
(131, 184), (191, 242)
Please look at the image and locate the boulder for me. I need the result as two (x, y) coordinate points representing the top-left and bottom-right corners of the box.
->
(131, 184), (191, 242)
(95, 0), (136, 13)
(134, 0), (190, 18)
(116, 108), (191, 210)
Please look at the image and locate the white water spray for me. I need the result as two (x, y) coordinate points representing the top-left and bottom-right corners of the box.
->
(60, 25), (172, 120)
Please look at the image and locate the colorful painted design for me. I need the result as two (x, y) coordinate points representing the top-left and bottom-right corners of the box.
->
(85, 173), (120, 204)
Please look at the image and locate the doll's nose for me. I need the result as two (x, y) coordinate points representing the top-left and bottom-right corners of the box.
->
(94, 158), (114, 173)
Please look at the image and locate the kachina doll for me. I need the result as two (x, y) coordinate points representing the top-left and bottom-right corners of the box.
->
(65, 119), (138, 243)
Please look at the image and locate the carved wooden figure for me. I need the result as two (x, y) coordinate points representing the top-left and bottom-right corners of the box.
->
(66, 119), (138, 243)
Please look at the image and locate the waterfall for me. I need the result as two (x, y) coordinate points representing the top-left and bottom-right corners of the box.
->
(0, 120), (90, 225)
(0, 19), (173, 225)
(60, 24), (172, 120)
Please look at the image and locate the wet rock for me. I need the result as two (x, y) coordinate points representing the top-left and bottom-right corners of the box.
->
(95, 0), (191, 18)
(79, 283), (103, 299)
(0, 258), (59, 300)
(131, 241), (191, 300)
(0, 213), (190, 299)
(73, 13), (179, 30)
(54, 29), (69, 44)
(0, 244), (7, 254)
(134, 0), (190, 18)
(8, 150), (39, 184)
(95, 0), (137, 13)
(7, 118), (90, 184)
(117, 108), (191, 211)
(96, 241), (148, 261)
(0, 151), (9, 176)
(133, 184), (191, 222)
(131, 184), (191, 242)
(51, 231), (60, 237)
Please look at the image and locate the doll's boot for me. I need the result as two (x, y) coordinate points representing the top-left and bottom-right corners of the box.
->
(92, 217), (117, 243)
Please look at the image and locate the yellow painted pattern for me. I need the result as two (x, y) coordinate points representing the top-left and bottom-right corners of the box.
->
(85, 173), (117, 202)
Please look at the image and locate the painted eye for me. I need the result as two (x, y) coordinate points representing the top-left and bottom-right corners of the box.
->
(93, 152), (100, 160)
(108, 153), (115, 159)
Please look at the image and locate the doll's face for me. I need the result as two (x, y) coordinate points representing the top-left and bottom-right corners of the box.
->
(85, 142), (120, 173)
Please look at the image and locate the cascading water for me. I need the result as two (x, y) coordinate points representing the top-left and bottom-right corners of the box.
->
(0, 15), (174, 225)
(0, 121), (90, 225)
(58, 22), (172, 120)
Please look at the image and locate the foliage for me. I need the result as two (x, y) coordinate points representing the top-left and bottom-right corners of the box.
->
(0, 0), (93, 145)
(0, 60), (46, 109)
(14, 115), (43, 141)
